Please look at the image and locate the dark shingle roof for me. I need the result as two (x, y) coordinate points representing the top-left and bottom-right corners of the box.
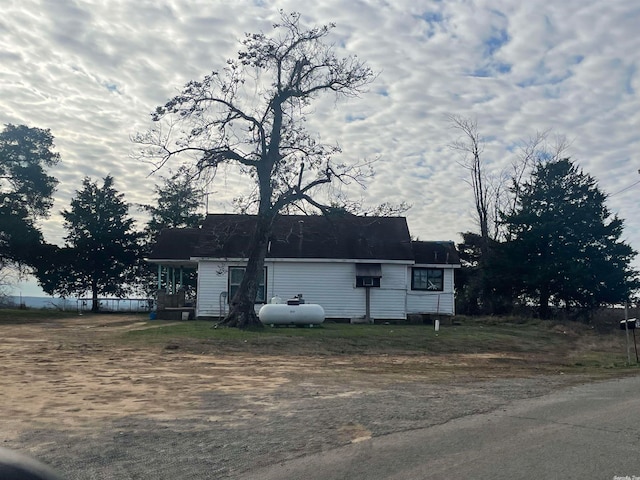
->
(195, 214), (414, 260)
(412, 241), (460, 265)
(147, 228), (201, 260)
(147, 214), (460, 265)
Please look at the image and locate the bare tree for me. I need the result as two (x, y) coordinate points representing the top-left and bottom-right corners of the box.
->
(507, 130), (571, 220)
(447, 114), (494, 252)
(135, 12), (375, 327)
(449, 116), (571, 244)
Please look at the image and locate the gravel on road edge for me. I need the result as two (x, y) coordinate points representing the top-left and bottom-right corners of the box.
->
(8, 374), (601, 480)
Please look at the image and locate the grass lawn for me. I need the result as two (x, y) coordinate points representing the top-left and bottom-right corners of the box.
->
(0, 308), (81, 324)
(123, 316), (638, 373)
(3, 308), (635, 375)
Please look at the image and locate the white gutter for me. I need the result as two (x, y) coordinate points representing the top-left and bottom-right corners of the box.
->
(191, 257), (415, 265)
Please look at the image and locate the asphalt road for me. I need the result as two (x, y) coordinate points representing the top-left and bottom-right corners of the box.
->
(240, 375), (640, 480)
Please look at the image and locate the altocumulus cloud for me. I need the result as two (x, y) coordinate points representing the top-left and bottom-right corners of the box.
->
(1, 0), (639, 294)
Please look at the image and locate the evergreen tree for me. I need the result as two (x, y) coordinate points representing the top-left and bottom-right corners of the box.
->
(455, 232), (514, 315)
(43, 176), (141, 311)
(503, 158), (638, 318)
(137, 169), (204, 296)
(0, 124), (59, 273)
(141, 168), (205, 241)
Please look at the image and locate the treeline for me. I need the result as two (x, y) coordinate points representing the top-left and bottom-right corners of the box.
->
(2, 122), (638, 319)
(450, 117), (638, 319)
(0, 124), (204, 311)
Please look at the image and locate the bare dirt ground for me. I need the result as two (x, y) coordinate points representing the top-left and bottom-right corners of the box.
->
(0, 315), (625, 479)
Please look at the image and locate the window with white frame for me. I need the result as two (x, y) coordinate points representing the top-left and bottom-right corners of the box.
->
(411, 268), (443, 291)
(228, 266), (267, 303)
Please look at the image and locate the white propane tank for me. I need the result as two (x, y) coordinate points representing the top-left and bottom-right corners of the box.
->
(259, 303), (325, 325)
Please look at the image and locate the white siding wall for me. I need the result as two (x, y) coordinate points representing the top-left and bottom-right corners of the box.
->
(405, 267), (456, 316)
(267, 262), (359, 318)
(370, 264), (407, 319)
(196, 261), (234, 317)
(196, 260), (411, 319)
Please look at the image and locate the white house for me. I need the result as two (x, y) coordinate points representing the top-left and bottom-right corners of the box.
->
(147, 214), (460, 321)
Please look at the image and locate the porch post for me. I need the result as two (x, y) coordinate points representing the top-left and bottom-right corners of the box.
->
(157, 265), (162, 290)
(172, 267), (176, 294)
(179, 267), (184, 290)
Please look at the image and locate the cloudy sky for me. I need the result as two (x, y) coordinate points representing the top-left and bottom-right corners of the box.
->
(2, 0), (639, 296)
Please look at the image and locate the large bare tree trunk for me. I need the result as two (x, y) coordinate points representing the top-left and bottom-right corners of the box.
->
(222, 212), (273, 328)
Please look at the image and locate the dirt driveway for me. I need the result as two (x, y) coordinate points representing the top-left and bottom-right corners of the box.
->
(0, 315), (610, 479)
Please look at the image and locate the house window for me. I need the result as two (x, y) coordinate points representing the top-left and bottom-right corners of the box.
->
(411, 268), (443, 291)
(228, 266), (267, 303)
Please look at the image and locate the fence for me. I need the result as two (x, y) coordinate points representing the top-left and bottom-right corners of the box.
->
(75, 298), (154, 313)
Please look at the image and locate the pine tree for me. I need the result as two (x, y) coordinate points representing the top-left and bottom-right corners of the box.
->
(0, 124), (59, 273)
(142, 168), (205, 241)
(137, 168), (204, 296)
(46, 176), (141, 311)
(503, 158), (638, 318)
